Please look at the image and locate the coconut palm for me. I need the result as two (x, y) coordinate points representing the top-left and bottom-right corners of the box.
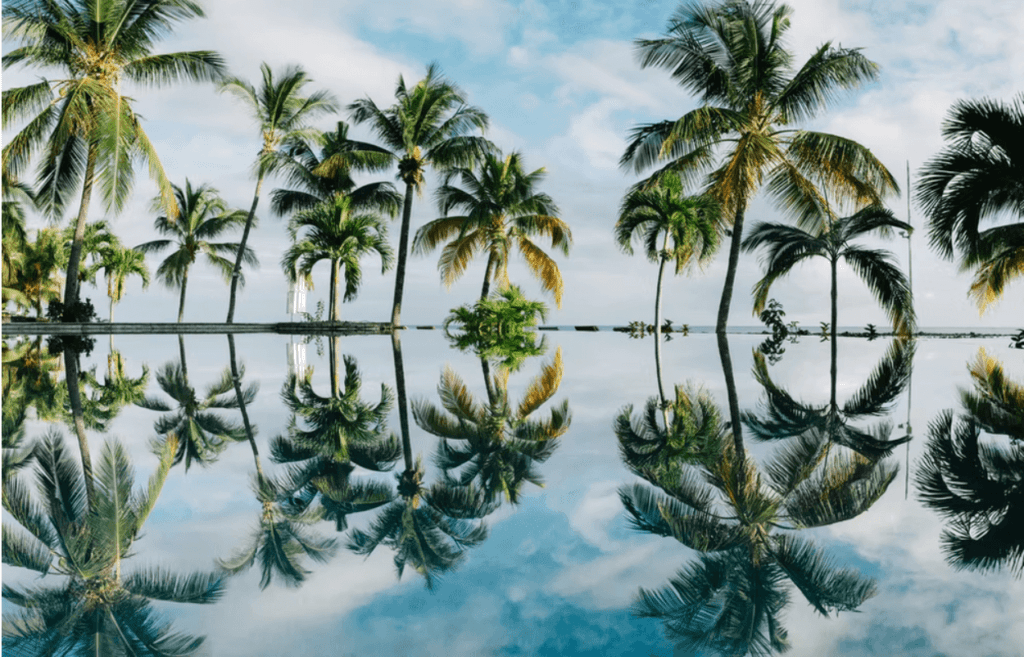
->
(62, 220), (120, 289)
(2, 170), (32, 310)
(916, 94), (1024, 311)
(272, 351), (401, 531)
(136, 354), (248, 472)
(282, 194), (394, 323)
(17, 227), (65, 317)
(917, 350), (1024, 577)
(616, 173), (720, 334)
(80, 350), (150, 423)
(1, 430), (223, 655)
(2, 0), (225, 309)
(270, 120), (401, 217)
(137, 180), (252, 322)
(349, 63), (491, 327)
(100, 244), (150, 321)
(621, 0), (898, 334)
(742, 205), (916, 350)
(413, 349), (571, 504)
(413, 150), (573, 306)
(219, 63), (338, 323)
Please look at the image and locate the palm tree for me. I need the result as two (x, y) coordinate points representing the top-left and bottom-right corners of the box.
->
(62, 220), (121, 289)
(136, 355), (248, 471)
(18, 227), (65, 317)
(413, 150), (573, 306)
(349, 63), (491, 327)
(621, 0), (898, 334)
(616, 173), (720, 332)
(2, 169), (32, 311)
(271, 120), (401, 217)
(2, 0), (225, 309)
(2, 430), (223, 654)
(917, 350), (1023, 577)
(282, 194), (394, 323)
(100, 244), (150, 321)
(272, 351), (401, 530)
(413, 350), (571, 504)
(742, 204), (916, 364)
(219, 63), (338, 323)
(81, 350), (150, 421)
(137, 180), (252, 322)
(916, 94), (1024, 311)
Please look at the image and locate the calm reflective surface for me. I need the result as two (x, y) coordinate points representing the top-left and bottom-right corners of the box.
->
(3, 330), (1022, 656)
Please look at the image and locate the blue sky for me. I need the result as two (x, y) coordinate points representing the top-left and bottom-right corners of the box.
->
(4, 0), (1023, 329)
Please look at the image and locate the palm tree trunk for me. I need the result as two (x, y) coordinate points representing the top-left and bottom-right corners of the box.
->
(329, 335), (339, 399)
(108, 292), (115, 323)
(63, 145), (99, 308)
(716, 331), (744, 455)
(715, 201), (747, 335)
(177, 266), (190, 323)
(481, 252), (496, 301)
(178, 335), (189, 380)
(391, 183), (416, 328)
(655, 232), (670, 428)
(64, 349), (95, 510)
(481, 356), (496, 405)
(391, 330), (413, 472)
(830, 256), (838, 407)
(226, 174), (264, 324)
(228, 334), (263, 481)
(330, 259), (339, 323)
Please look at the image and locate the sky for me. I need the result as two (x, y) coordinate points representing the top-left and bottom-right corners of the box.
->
(4, 0), (1024, 328)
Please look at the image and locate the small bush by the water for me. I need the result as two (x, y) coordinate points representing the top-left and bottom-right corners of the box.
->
(444, 286), (548, 369)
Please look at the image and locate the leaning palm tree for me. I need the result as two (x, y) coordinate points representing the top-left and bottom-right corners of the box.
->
(2, 0), (225, 309)
(616, 173), (721, 333)
(349, 63), (491, 327)
(100, 244), (150, 322)
(917, 350), (1024, 578)
(916, 94), (1024, 311)
(413, 150), (573, 306)
(621, 0), (898, 334)
(282, 194), (394, 323)
(742, 204), (916, 347)
(2, 431), (223, 655)
(413, 350), (571, 504)
(137, 180), (252, 322)
(219, 64), (338, 323)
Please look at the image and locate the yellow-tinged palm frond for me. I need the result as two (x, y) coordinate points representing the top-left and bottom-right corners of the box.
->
(523, 214), (574, 255)
(708, 132), (779, 215)
(968, 245), (1024, 313)
(517, 348), (563, 420)
(517, 237), (564, 308)
(438, 229), (485, 288)
(412, 216), (472, 255)
(439, 366), (484, 423)
(967, 349), (1024, 410)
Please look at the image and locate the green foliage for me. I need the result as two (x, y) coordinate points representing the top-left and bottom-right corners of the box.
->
(865, 324), (879, 340)
(757, 299), (791, 364)
(443, 286), (548, 370)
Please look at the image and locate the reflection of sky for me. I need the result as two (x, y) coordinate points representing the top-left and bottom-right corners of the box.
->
(5, 332), (1023, 656)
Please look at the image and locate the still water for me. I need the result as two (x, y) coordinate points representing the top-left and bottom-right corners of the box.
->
(3, 330), (1021, 656)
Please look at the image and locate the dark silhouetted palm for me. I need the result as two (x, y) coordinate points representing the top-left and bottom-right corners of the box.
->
(219, 64), (338, 322)
(136, 180), (251, 322)
(272, 351), (401, 531)
(2, 431), (222, 655)
(621, 0), (898, 334)
(413, 150), (572, 306)
(282, 194), (393, 322)
(414, 349), (571, 504)
(916, 94), (1024, 311)
(349, 63), (491, 326)
(2, 0), (225, 307)
(917, 349), (1023, 577)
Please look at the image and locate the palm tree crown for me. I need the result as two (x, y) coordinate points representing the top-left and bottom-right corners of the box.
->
(621, 0), (898, 333)
(916, 94), (1024, 311)
(413, 150), (573, 306)
(348, 62), (491, 326)
(2, 0), (226, 307)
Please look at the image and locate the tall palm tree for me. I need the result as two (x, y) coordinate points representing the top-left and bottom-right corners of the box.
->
(100, 244), (150, 322)
(616, 173), (720, 332)
(62, 219), (120, 289)
(916, 94), (1024, 311)
(271, 120), (401, 217)
(219, 63), (338, 323)
(413, 150), (573, 306)
(413, 350), (571, 504)
(349, 63), (491, 327)
(917, 350), (1023, 577)
(137, 180), (252, 322)
(621, 0), (898, 334)
(2, 431), (223, 654)
(272, 351), (401, 530)
(2, 0), (225, 309)
(282, 194), (394, 323)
